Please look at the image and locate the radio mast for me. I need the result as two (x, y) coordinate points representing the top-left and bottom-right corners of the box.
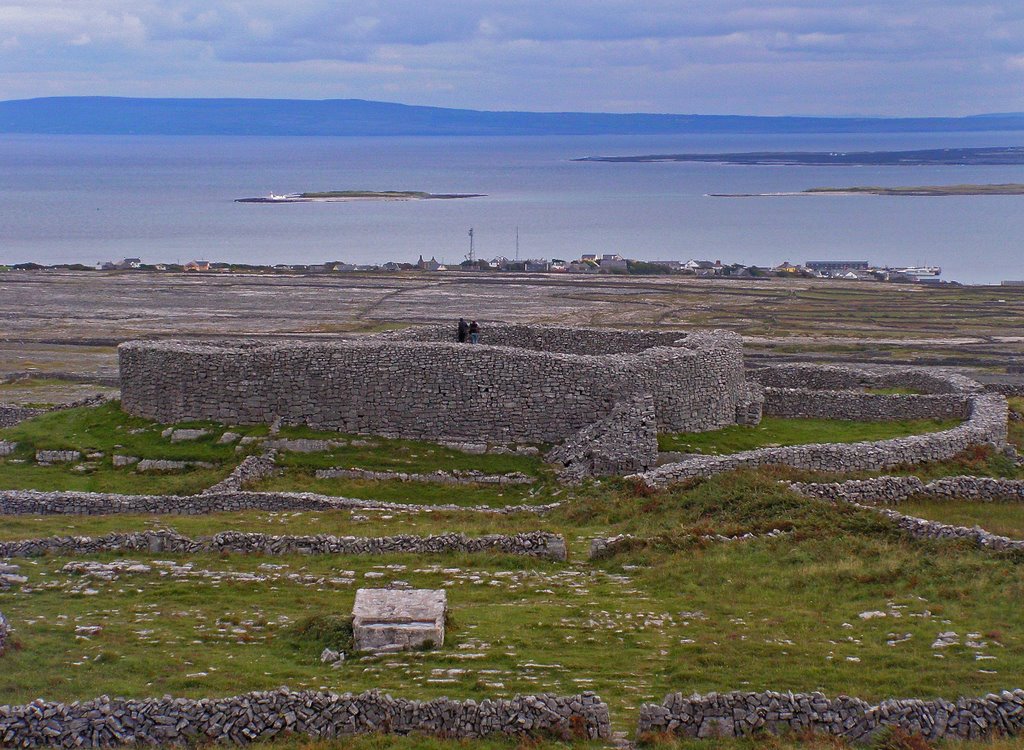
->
(467, 228), (475, 264)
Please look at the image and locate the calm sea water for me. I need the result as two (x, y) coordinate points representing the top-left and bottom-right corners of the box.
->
(1, 132), (1022, 284)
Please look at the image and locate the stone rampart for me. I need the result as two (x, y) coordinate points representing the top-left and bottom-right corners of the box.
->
(118, 326), (753, 443)
(763, 389), (971, 422)
(637, 690), (1024, 743)
(637, 393), (1007, 487)
(388, 323), (686, 354)
(0, 530), (568, 561)
(0, 689), (611, 746)
(0, 489), (558, 517)
(751, 363), (983, 394)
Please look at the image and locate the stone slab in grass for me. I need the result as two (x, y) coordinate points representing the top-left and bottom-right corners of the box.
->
(168, 428), (210, 442)
(353, 588), (446, 653)
(35, 450), (80, 464)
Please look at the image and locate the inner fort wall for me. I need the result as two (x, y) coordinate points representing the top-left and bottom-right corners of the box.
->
(118, 327), (750, 443)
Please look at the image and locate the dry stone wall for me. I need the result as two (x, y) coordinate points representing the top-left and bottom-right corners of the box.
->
(118, 326), (755, 444)
(763, 389), (970, 422)
(638, 690), (1024, 743)
(0, 530), (568, 561)
(752, 363), (983, 394)
(0, 489), (558, 517)
(0, 406), (46, 428)
(638, 364), (1008, 487)
(388, 323), (687, 354)
(791, 476), (1024, 506)
(0, 689), (611, 746)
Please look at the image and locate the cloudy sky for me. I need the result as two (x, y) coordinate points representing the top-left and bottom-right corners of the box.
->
(1, 1), (1022, 115)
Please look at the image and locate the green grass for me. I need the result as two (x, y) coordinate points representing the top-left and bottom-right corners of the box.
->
(0, 401), (265, 461)
(0, 403), (545, 497)
(658, 417), (962, 455)
(273, 430), (545, 477)
(253, 473), (555, 508)
(898, 500), (1024, 539)
(1, 473), (1023, 733)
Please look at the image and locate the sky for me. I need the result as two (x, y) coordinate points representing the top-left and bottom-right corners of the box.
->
(0, 1), (1023, 116)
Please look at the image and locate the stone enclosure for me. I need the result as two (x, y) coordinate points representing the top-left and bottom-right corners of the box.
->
(118, 325), (762, 451)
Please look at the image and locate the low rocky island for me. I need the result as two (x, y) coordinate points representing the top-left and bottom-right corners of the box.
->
(236, 190), (485, 203)
(710, 183), (1024, 197)
(576, 145), (1024, 166)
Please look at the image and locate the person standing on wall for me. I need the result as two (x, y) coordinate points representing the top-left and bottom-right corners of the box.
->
(469, 320), (480, 344)
(457, 318), (469, 343)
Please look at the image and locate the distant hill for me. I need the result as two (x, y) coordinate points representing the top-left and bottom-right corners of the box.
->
(2, 97), (1024, 136)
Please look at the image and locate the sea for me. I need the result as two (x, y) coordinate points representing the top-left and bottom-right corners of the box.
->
(1, 130), (1023, 284)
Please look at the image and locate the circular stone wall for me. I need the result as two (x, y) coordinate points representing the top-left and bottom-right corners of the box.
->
(119, 326), (752, 443)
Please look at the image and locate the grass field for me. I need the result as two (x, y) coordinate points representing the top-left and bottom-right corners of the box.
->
(2, 403), (1024, 743)
(658, 417), (961, 455)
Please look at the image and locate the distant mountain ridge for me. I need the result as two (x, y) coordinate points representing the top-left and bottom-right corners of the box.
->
(2, 96), (1024, 136)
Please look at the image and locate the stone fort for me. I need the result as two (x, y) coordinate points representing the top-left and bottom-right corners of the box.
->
(118, 324), (763, 449)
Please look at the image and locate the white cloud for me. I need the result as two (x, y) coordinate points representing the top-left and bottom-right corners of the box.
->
(0, 0), (1021, 114)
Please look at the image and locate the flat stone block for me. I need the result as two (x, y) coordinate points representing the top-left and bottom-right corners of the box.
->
(353, 588), (447, 653)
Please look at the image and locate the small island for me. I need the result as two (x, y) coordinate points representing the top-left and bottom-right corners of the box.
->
(575, 146), (1024, 166)
(236, 190), (485, 203)
(709, 183), (1024, 197)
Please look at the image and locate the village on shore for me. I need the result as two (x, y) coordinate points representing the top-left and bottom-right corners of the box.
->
(2, 254), (952, 284)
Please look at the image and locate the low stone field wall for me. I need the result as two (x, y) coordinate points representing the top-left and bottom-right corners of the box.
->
(791, 476), (1024, 505)
(865, 503), (1024, 552)
(0, 489), (559, 517)
(0, 530), (568, 561)
(637, 393), (1007, 487)
(0, 689), (611, 746)
(638, 689), (1024, 743)
(0, 405), (46, 428)
(763, 388), (971, 422)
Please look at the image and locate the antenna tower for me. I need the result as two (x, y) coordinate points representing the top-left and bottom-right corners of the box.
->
(467, 228), (475, 264)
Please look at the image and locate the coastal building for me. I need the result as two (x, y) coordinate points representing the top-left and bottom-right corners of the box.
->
(184, 260), (211, 272)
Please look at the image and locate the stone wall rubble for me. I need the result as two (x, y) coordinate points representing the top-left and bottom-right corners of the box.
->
(637, 690), (1024, 742)
(0, 689), (611, 746)
(547, 394), (658, 481)
(0, 489), (559, 517)
(0, 530), (568, 562)
(203, 451), (279, 493)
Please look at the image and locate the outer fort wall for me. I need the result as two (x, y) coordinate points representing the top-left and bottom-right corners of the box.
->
(119, 328), (749, 443)
(638, 363), (1008, 487)
(388, 323), (688, 354)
